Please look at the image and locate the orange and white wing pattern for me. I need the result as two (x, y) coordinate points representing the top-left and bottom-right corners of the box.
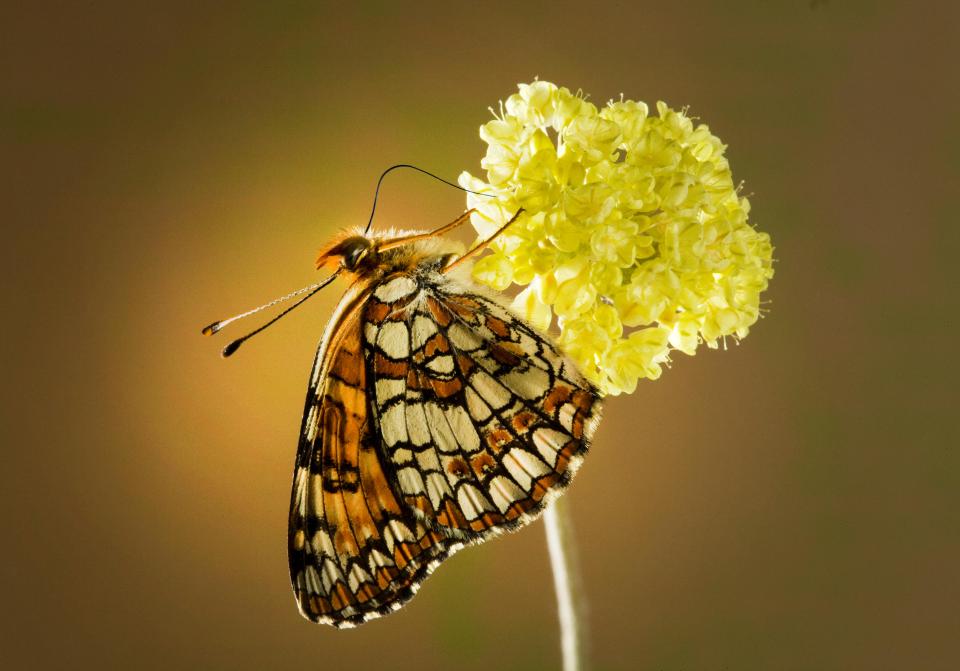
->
(289, 269), (602, 628)
(364, 272), (601, 539)
(288, 282), (462, 628)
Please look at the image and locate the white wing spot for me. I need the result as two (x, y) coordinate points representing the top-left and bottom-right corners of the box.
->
(293, 468), (308, 514)
(425, 402), (458, 453)
(558, 402), (577, 431)
(380, 403), (408, 447)
(533, 427), (569, 465)
(377, 321), (410, 359)
(464, 386), (491, 422)
(448, 322), (481, 352)
(501, 366), (550, 400)
(375, 276), (419, 303)
(426, 472), (453, 510)
(405, 401), (432, 446)
(305, 565), (322, 594)
(392, 447), (413, 464)
(348, 564), (373, 592)
(471, 370), (512, 410)
(503, 448), (551, 490)
(367, 548), (393, 570)
(412, 314), (439, 343)
(444, 404), (480, 453)
(457, 483), (494, 520)
(321, 558), (343, 593)
(312, 529), (337, 558)
(489, 475), (526, 513)
(305, 405), (320, 442)
(364, 321), (378, 344)
(426, 355), (455, 374)
(397, 466), (426, 495)
(388, 520), (415, 543)
(382, 525), (395, 552)
(415, 448), (441, 472)
(376, 378), (405, 402)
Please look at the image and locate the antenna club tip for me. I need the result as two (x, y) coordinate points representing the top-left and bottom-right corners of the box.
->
(222, 340), (243, 358)
(202, 321), (222, 336)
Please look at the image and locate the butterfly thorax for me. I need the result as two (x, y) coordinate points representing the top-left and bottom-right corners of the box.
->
(315, 230), (465, 283)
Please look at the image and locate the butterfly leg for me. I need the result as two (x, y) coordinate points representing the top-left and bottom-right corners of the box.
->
(378, 209), (477, 251)
(442, 208), (525, 273)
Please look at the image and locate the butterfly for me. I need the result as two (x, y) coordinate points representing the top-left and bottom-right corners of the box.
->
(207, 197), (602, 628)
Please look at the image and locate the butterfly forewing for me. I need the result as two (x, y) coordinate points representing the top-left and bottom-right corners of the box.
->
(289, 266), (601, 627)
(288, 281), (463, 627)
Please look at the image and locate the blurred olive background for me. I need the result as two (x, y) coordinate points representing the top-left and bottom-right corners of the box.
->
(3, 2), (958, 669)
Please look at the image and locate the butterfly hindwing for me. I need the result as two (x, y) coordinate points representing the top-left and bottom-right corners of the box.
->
(363, 272), (602, 538)
(289, 267), (602, 628)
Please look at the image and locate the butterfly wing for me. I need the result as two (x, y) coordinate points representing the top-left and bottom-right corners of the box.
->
(364, 272), (602, 540)
(288, 282), (464, 628)
(290, 269), (602, 628)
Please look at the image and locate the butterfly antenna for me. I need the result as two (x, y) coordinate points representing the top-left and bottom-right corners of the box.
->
(364, 164), (495, 235)
(202, 270), (341, 358)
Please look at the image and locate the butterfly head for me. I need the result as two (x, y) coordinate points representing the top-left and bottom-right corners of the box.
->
(315, 233), (376, 275)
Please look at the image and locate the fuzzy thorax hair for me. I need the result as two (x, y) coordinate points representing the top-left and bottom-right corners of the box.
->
(315, 227), (468, 283)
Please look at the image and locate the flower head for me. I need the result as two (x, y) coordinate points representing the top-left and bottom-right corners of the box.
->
(460, 81), (774, 395)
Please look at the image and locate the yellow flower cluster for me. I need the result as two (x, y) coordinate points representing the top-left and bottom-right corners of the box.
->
(460, 81), (774, 395)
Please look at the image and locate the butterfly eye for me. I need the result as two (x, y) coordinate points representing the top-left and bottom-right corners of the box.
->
(339, 237), (371, 270)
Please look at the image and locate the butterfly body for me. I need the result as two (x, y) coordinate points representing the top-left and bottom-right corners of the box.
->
(287, 225), (602, 627)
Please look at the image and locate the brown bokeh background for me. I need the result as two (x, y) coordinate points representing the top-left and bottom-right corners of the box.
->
(4, 2), (958, 669)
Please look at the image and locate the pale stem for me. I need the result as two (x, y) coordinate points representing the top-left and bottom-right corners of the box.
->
(544, 496), (586, 671)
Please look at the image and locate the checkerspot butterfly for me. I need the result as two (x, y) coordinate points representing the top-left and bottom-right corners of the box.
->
(205, 172), (602, 627)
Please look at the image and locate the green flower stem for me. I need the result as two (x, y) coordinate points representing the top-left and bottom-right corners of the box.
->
(544, 496), (586, 671)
